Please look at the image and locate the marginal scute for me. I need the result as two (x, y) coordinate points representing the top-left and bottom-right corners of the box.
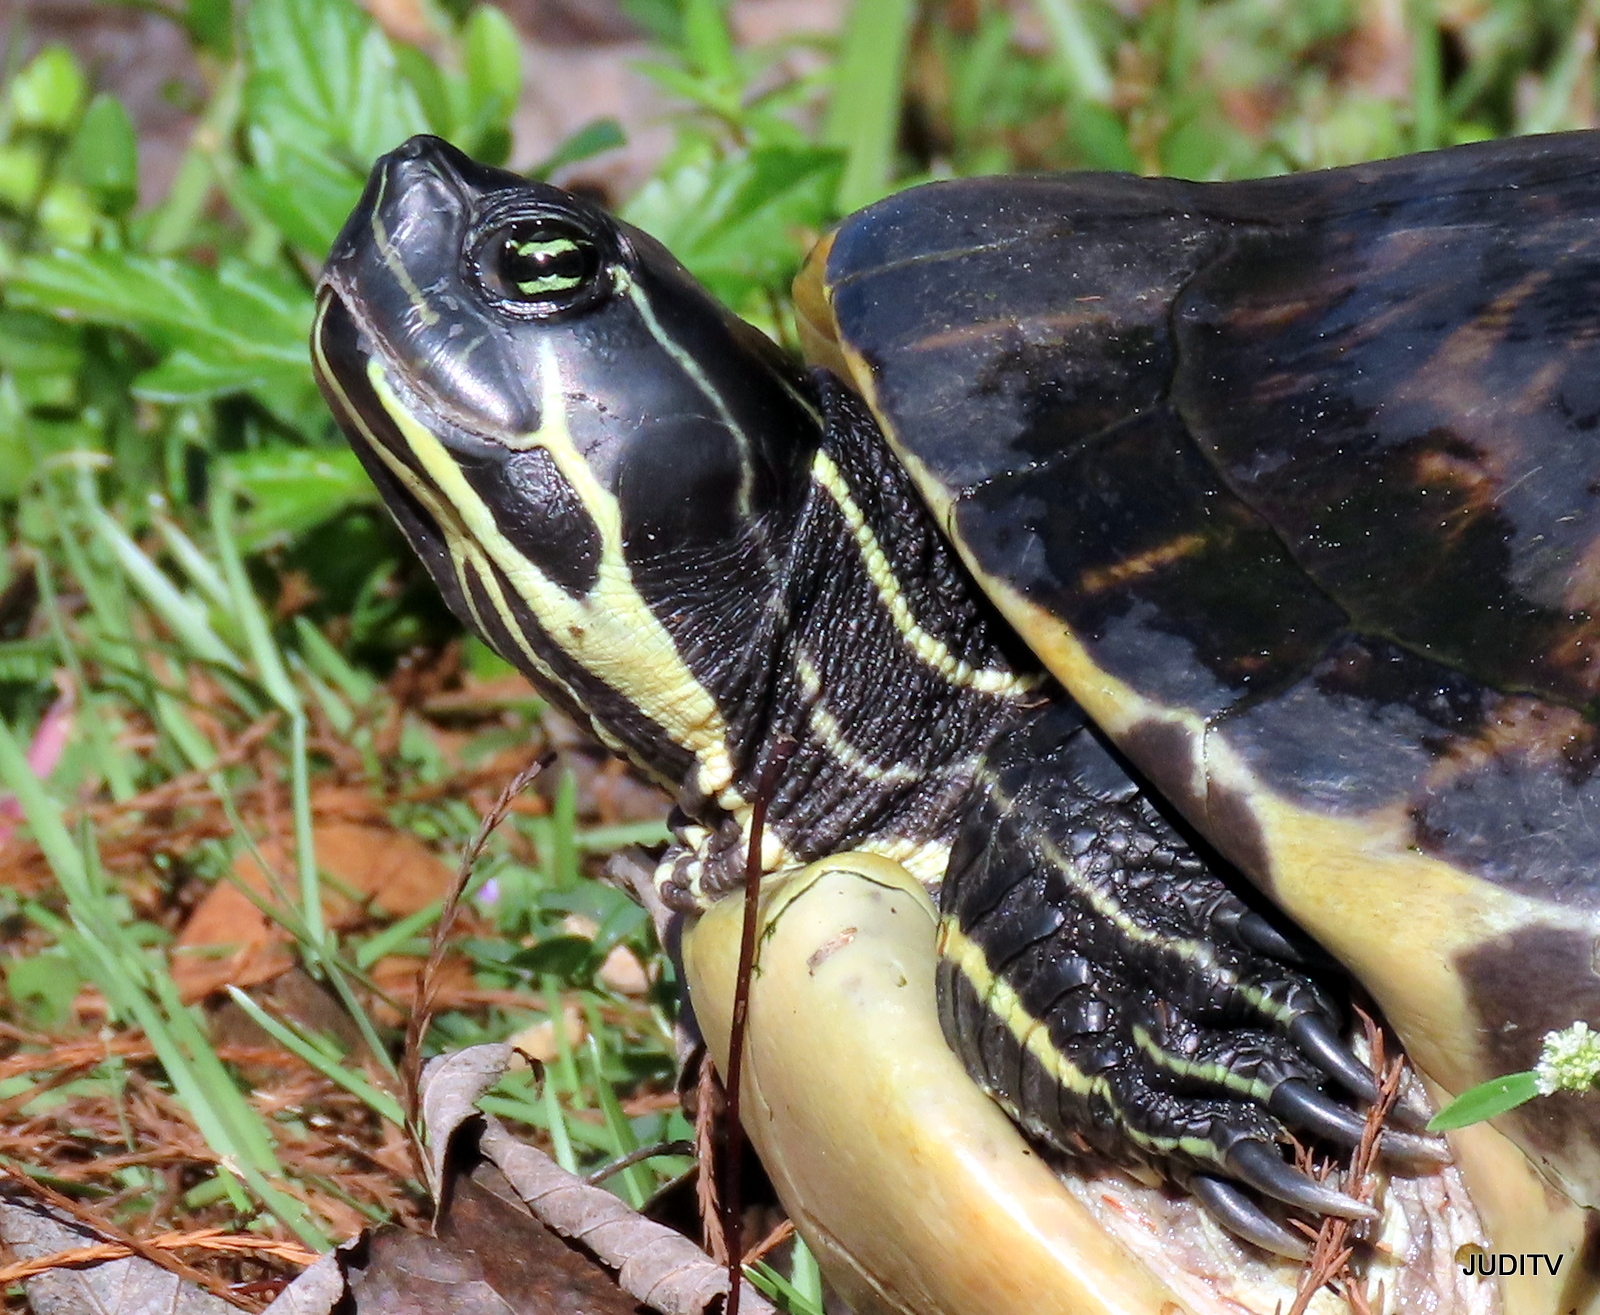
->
(1456, 925), (1600, 1197)
(1118, 718), (1207, 823)
(1199, 770), (1278, 897)
(1416, 703), (1600, 906)
(1574, 1212), (1600, 1311)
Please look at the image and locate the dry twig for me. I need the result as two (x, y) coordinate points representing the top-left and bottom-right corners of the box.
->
(401, 753), (551, 1175)
(1, 1160), (252, 1309)
(695, 1052), (726, 1265)
(1287, 1012), (1405, 1315)
(0, 1227), (318, 1286)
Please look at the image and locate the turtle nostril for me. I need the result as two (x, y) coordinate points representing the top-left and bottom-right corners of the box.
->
(391, 134), (434, 161)
(376, 136), (464, 203)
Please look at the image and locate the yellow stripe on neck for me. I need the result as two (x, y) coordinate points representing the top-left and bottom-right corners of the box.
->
(810, 449), (1038, 699)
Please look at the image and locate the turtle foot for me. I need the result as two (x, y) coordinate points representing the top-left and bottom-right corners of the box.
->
(938, 707), (1438, 1253)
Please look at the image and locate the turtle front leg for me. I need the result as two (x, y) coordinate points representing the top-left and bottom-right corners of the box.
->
(937, 706), (1443, 1258)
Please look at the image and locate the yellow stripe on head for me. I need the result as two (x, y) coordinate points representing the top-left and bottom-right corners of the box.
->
(366, 354), (745, 809)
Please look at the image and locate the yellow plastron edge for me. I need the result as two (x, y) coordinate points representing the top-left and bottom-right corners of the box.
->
(682, 854), (1183, 1315)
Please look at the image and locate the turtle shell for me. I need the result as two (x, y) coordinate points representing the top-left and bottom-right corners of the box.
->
(797, 131), (1600, 1223)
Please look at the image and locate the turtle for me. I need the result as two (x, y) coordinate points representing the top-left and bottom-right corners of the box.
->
(309, 130), (1600, 1314)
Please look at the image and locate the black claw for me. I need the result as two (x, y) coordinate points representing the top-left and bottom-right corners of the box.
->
(1384, 1094), (1434, 1132)
(1288, 1014), (1379, 1102)
(1235, 911), (1307, 965)
(1270, 1079), (1450, 1166)
(1190, 1174), (1309, 1260)
(1270, 1078), (1368, 1146)
(1378, 1126), (1452, 1167)
(1225, 1140), (1377, 1221)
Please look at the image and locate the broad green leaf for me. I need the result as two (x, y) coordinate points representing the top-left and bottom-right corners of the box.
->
(0, 144), (43, 211)
(5, 951), (84, 1028)
(10, 252), (313, 413)
(394, 42), (456, 138)
(530, 120), (626, 181)
(133, 348), (309, 404)
(217, 446), (378, 549)
(617, 0), (684, 46)
(36, 182), (97, 247)
(464, 7), (522, 122)
(0, 309), (82, 376)
(244, 0), (429, 166)
(625, 144), (844, 305)
(1427, 1070), (1541, 1131)
(10, 251), (310, 367)
(681, 0), (736, 83)
(1068, 101), (1138, 172)
(10, 45), (87, 133)
(239, 123), (368, 255)
(509, 935), (595, 981)
(186, 0), (235, 54)
(67, 94), (139, 215)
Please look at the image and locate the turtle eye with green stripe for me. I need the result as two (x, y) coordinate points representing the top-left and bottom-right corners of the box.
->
(476, 219), (604, 314)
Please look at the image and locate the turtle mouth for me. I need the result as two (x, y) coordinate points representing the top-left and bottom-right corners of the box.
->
(311, 288), (469, 618)
(311, 288), (416, 473)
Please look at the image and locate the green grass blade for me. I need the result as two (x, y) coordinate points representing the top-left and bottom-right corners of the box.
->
(1034, 0), (1113, 103)
(356, 899), (445, 969)
(0, 717), (94, 902)
(552, 768), (579, 887)
(586, 1035), (647, 1206)
(824, 0), (916, 212)
(1409, 0), (1442, 151)
(1428, 1070), (1541, 1131)
(208, 490), (331, 957)
(152, 513), (235, 616)
(573, 819), (672, 852)
(145, 63), (244, 255)
(540, 1076), (579, 1172)
(79, 503), (244, 676)
(293, 616), (377, 705)
(789, 1235), (823, 1308)
(543, 974), (582, 1095)
(209, 487), (296, 710)
(35, 558), (136, 802)
(224, 986), (405, 1125)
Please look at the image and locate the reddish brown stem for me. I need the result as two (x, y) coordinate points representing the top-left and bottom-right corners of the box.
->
(723, 743), (793, 1315)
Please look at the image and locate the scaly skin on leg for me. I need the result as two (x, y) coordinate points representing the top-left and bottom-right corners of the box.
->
(939, 707), (1447, 1256)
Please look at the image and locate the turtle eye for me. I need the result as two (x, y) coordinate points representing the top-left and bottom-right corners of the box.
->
(477, 219), (605, 314)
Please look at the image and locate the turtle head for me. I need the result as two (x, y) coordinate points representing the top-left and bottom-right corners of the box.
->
(313, 135), (821, 796)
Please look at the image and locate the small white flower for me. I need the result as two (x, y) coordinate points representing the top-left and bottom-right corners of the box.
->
(1534, 1021), (1600, 1096)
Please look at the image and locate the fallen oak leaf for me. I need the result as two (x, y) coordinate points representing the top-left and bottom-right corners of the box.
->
(423, 1046), (774, 1314)
(172, 820), (460, 1002)
(479, 1105), (775, 1314)
(262, 1043), (775, 1315)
